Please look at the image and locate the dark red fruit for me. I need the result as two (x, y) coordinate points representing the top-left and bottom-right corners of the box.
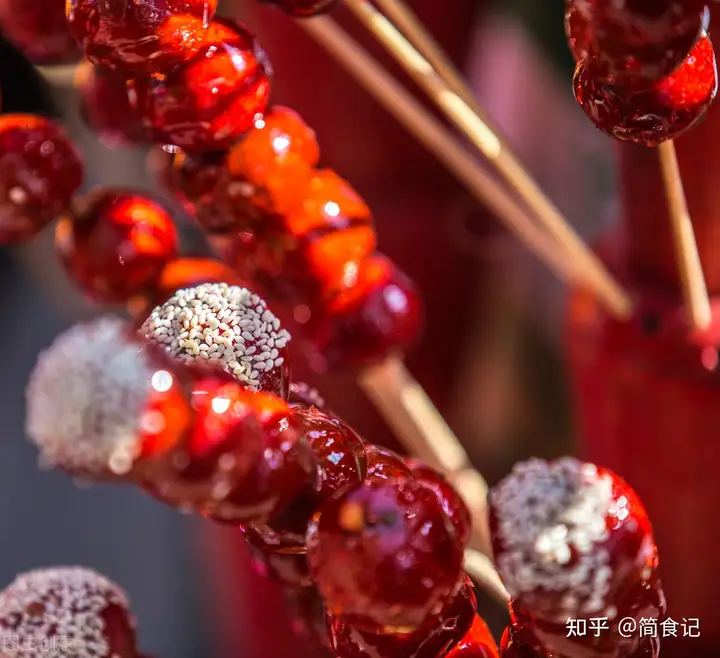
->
(407, 459), (471, 548)
(573, 34), (718, 146)
(488, 457), (662, 653)
(289, 382), (329, 412)
(55, 189), (178, 304)
(446, 615), (499, 658)
(260, 0), (340, 18)
(307, 475), (464, 632)
(308, 253), (423, 370)
(327, 579), (476, 658)
(565, 0), (709, 86)
(80, 65), (146, 147)
(365, 445), (412, 482)
(0, 567), (140, 658)
(132, 19), (271, 153)
(245, 406), (367, 551)
(0, 0), (78, 63)
(0, 115), (83, 244)
(66, 0), (217, 75)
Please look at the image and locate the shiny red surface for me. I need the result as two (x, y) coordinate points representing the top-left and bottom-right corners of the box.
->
(365, 445), (413, 482)
(132, 19), (271, 152)
(0, 115), (83, 244)
(66, 0), (217, 75)
(565, 0), (707, 86)
(259, 0), (339, 17)
(326, 580), (476, 658)
(447, 614), (500, 658)
(573, 35), (718, 146)
(55, 189), (178, 304)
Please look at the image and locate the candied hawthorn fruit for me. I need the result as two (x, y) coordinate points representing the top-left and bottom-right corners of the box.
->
(565, 0), (709, 86)
(25, 317), (192, 482)
(308, 253), (423, 369)
(55, 189), (178, 304)
(573, 34), (718, 146)
(365, 444), (412, 482)
(446, 615), (500, 658)
(327, 579), (476, 658)
(307, 475), (464, 632)
(408, 459), (471, 548)
(260, 0), (340, 18)
(132, 19), (271, 153)
(66, 0), (217, 75)
(0, 114), (83, 244)
(488, 458), (659, 627)
(246, 406), (366, 550)
(0, 567), (140, 658)
(80, 65), (146, 147)
(289, 381), (329, 412)
(0, 0), (78, 63)
(142, 282), (291, 397)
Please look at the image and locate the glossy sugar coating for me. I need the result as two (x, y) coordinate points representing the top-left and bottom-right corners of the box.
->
(565, 0), (708, 86)
(573, 34), (718, 146)
(132, 19), (271, 153)
(446, 614), (500, 658)
(365, 444), (412, 481)
(141, 282), (290, 397)
(307, 475), (464, 633)
(245, 406), (367, 551)
(259, 0), (340, 18)
(0, 115), (83, 244)
(55, 189), (179, 304)
(0, 567), (140, 658)
(245, 539), (312, 587)
(326, 579), (476, 658)
(66, 0), (217, 75)
(80, 65), (146, 147)
(288, 381), (329, 412)
(407, 459), (471, 548)
(0, 0), (78, 63)
(307, 253), (423, 370)
(25, 317), (191, 482)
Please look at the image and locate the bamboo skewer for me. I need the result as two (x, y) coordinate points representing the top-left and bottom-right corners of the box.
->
(464, 548), (511, 605)
(342, 0), (632, 320)
(657, 141), (711, 331)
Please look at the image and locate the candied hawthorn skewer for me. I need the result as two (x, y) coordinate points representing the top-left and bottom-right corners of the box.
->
(0, 567), (142, 658)
(488, 458), (664, 658)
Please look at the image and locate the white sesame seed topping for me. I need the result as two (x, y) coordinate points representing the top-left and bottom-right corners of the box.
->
(25, 317), (152, 477)
(141, 283), (290, 392)
(0, 567), (133, 658)
(489, 457), (616, 618)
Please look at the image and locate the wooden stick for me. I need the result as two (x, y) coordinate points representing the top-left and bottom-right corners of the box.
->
(657, 141), (711, 331)
(342, 0), (632, 320)
(359, 358), (493, 557)
(464, 548), (510, 605)
(298, 17), (590, 296)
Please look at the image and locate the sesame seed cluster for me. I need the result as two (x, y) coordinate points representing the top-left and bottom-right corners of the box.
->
(25, 317), (151, 477)
(141, 283), (290, 389)
(0, 567), (131, 658)
(490, 457), (616, 617)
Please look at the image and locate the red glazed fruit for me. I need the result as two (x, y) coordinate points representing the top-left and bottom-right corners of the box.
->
(25, 317), (192, 482)
(289, 381), (329, 412)
(326, 579), (476, 658)
(488, 457), (664, 658)
(573, 34), (718, 146)
(132, 19), (271, 153)
(0, 115), (83, 244)
(0, 0), (78, 63)
(66, 0), (217, 75)
(55, 189), (178, 304)
(245, 406), (367, 551)
(80, 65), (146, 147)
(142, 282), (291, 397)
(0, 567), (140, 658)
(245, 538), (312, 587)
(447, 615), (500, 658)
(407, 459), (471, 548)
(307, 475), (464, 633)
(565, 0), (709, 86)
(260, 0), (340, 18)
(307, 253), (423, 369)
(365, 444), (412, 482)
